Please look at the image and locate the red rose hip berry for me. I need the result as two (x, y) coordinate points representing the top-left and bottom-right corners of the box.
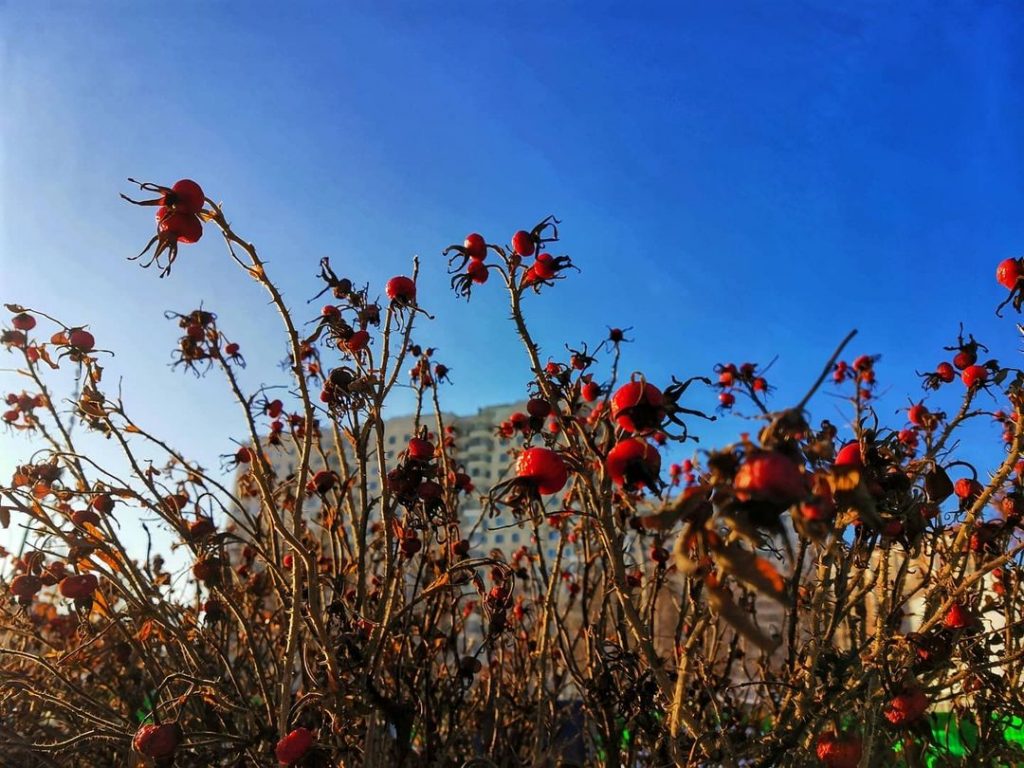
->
(511, 229), (536, 257)
(516, 447), (568, 495)
(276, 727), (314, 765)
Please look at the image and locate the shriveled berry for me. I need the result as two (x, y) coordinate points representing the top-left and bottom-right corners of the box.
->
(11, 313), (36, 331)
(68, 329), (95, 352)
(10, 574), (43, 601)
(59, 573), (98, 600)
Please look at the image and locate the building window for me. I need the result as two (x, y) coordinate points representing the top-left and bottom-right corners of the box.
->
(548, 531), (559, 541)
(388, 435), (397, 445)
(494, 534), (505, 544)
(511, 532), (521, 543)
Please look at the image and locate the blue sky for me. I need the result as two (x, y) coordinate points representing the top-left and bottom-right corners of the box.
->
(2, 2), (1022, 556)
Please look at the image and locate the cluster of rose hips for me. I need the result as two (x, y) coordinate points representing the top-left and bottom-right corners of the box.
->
(2, 390), (45, 429)
(9, 549), (99, 610)
(714, 361), (769, 409)
(308, 261), (383, 356)
(445, 217), (576, 299)
(164, 308), (238, 375)
(122, 178), (206, 277)
(408, 343), (451, 391)
(496, 399), (551, 438)
(832, 353), (878, 402)
(918, 328), (994, 391)
(3, 308), (97, 368)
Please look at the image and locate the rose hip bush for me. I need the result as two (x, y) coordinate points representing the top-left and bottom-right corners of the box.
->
(2, 179), (1024, 767)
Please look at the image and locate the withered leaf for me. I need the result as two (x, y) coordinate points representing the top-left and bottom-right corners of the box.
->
(711, 540), (788, 605)
(637, 484), (712, 531)
(705, 579), (781, 653)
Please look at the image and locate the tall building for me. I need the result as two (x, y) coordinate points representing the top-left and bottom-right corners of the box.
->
(239, 401), (563, 559)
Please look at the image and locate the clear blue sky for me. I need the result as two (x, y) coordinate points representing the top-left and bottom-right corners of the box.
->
(2, 2), (1022, 554)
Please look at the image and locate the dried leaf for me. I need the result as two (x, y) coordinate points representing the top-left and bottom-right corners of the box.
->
(925, 466), (954, 503)
(712, 541), (788, 605)
(638, 484), (712, 531)
(124, 423), (142, 434)
(93, 549), (121, 573)
(0, 506), (10, 528)
(829, 467), (882, 528)
(705, 579), (781, 653)
(91, 589), (113, 619)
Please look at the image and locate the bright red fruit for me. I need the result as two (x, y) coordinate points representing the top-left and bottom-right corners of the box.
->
(385, 276), (416, 304)
(718, 392), (735, 408)
(516, 447), (568, 495)
(581, 380), (600, 402)
(907, 403), (929, 427)
(533, 254), (556, 280)
(464, 233), (486, 260)
(996, 257), (1021, 290)
(512, 230), (535, 257)
(58, 573), (98, 600)
(344, 330), (370, 353)
(11, 313), (36, 331)
(169, 179), (205, 215)
(606, 438), (661, 490)
(815, 731), (863, 768)
(159, 211), (203, 244)
(69, 329), (95, 352)
(611, 380), (664, 434)
(954, 477), (982, 500)
(407, 437), (435, 461)
(133, 722), (183, 759)
(961, 365), (988, 388)
(943, 602), (974, 630)
(935, 362), (955, 382)
(734, 452), (806, 503)
(833, 442), (863, 468)
(276, 727), (314, 765)
(467, 258), (488, 284)
(883, 686), (929, 726)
